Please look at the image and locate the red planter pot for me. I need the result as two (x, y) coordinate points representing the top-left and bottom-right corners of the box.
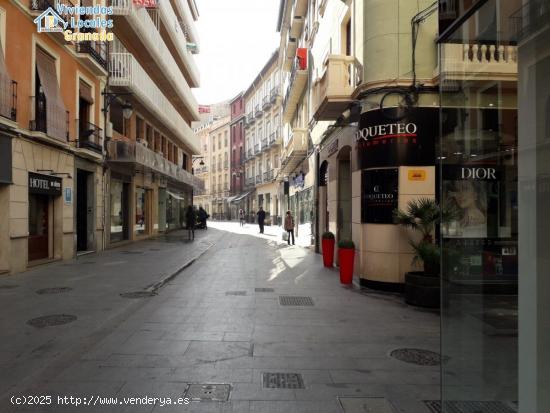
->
(339, 248), (355, 284)
(321, 238), (335, 267)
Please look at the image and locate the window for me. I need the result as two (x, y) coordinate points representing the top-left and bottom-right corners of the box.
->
(218, 133), (221, 149)
(224, 131), (228, 147)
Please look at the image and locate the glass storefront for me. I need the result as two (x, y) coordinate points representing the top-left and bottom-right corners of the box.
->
(135, 187), (147, 235)
(439, 0), (550, 411)
(110, 179), (128, 242)
(166, 189), (188, 231)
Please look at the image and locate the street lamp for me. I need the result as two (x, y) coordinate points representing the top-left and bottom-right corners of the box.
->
(192, 156), (205, 175)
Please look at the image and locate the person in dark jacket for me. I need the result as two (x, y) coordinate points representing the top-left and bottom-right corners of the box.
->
(197, 207), (208, 229)
(284, 210), (295, 245)
(185, 205), (196, 240)
(257, 206), (266, 234)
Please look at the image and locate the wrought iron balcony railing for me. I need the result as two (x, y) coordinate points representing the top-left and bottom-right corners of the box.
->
(76, 40), (109, 70)
(77, 120), (103, 153)
(0, 77), (17, 121)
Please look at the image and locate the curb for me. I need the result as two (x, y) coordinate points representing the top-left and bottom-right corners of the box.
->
(144, 241), (214, 293)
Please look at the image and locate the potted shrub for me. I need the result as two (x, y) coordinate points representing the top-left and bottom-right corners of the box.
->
(321, 232), (335, 267)
(394, 198), (457, 308)
(338, 239), (355, 284)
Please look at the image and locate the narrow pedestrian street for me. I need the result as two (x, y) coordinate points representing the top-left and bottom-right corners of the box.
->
(1, 224), (439, 413)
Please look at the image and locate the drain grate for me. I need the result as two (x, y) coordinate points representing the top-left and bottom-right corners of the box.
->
(425, 401), (517, 413)
(225, 291), (247, 296)
(390, 348), (444, 366)
(255, 288), (274, 292)
(184, 384), (231, 402)
(0, 285), (19, 290)
(120, 291), (157, 298)
(36, 287), (73, 295)
(27, 314), (77, 328)
(279, 296), (314, 306)
(263, 372), (305, 389)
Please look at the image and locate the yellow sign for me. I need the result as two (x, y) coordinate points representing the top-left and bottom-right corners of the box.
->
(408, 170), (426, 181)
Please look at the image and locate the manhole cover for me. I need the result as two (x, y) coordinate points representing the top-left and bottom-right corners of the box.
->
(279, 296), (314, 306)
(27, 314), (77, 328)
(120, 291), (157, 298)
(0, 285), (19, 290)
(255, 288), (274, 292)
(184, 384), (231, 402)
(390, 348), (444, 366)
(262, 372), (305, 389)
(225, 291), (247, 296)
(36, 287), (73, 295)
(425, 400), (517, 413)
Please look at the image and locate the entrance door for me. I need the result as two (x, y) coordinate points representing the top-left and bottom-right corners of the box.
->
(76, 170), (88, 251)
(28, 194), (49, 261)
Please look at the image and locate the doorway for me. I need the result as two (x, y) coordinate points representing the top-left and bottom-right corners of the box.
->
(28, 194), (50, 261)
(76, 169), (94, 252)
(337, 147), (352, 242)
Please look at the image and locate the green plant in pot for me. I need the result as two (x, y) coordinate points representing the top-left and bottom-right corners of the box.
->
(394, 198), (459, 307)
(321, 232), (335, 267)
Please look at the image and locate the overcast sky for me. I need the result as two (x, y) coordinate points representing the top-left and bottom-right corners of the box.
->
(192, 0), (281, 105)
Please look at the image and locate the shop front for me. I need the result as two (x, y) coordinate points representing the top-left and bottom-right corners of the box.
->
(287, 157), (315, 244)
(109, 171), (131, 243)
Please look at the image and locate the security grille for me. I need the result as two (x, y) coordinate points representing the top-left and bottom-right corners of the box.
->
(184, 384), (231, 401)
(262, 373), (305, 389)
(390, 348), (443, 366)
(425, 401), (517, 413)
(279, 296), (314, 306)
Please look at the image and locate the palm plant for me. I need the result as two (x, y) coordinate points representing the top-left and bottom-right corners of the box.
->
(394, 198), (458, 276)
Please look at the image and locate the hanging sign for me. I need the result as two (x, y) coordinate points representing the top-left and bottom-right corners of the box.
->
(28, 172), (62, 196)
(356, 107), (437, 168)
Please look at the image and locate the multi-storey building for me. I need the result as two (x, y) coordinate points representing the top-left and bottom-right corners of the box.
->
(105, 0), (202, 243)
(242, 51), (283, 224)
(209, 115), (231, 219)
(0, 0), (109, 273)
(192, 121), (212, 214)
(228, 93), (246, 219)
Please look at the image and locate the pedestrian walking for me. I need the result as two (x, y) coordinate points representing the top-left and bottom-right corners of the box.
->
(284, 210), (295, 245)
(239, 209), (245, 227)
(185, 205), (196, 240)
(257, 206), (266, 234)
(198, 207), (208, 229)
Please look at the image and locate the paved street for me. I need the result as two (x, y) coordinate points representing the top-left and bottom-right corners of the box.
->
(1, 223), (439, 413)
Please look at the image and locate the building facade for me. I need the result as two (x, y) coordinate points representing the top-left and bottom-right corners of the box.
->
(209, 116), (231, 220)
(0, 0), (108, 273)
(228, 93), (246, 219)
(192, 121), (211, 214)
(242, 52), (283, 224)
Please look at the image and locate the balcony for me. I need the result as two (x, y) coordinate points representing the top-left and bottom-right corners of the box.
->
(261, 138), (268, 149)
(255, 104), (263, 118)
(77, 120), (103, 154)
(283, 57), (308, 123)
(511, 0), (550, 42)
(75, 35), (109, 75)
(30, 0), (75, 42)
(0, 78), (17, 122)
(256, 174), (263, 185)
(438, 42), (518, 86)
(283, 37), (298, 72)
(280, 127), (308, 175)
(110, 0), (199, 121)
(254, 143), (260, 154)
(107, 140), (204, 190)
(312, 55), (362, 121)
(29, 95), (69, 142)
(110, 52), (199, 153)
(263, 169), (274, 182)
(262, 95), (271, 110)
(246, 177), (254, 187)
(224, 160), (229, 169)
(247, 148), (253, 158)
(270, 87), (280, 103)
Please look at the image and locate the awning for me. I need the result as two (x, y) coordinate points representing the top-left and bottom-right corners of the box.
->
(166, 190), (185, 200)
(231, 190), (253, 203)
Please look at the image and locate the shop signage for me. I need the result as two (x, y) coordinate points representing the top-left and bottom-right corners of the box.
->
(408, 170), (426, 181)
(443, 165), (501, 181)
(28, 172), (62, 196)
(356, 107), (437, 168)
(361, 168), (398, 224)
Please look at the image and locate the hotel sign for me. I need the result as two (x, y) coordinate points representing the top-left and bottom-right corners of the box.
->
(361, 168), (398, 224)
(28, 172), (62, 196)
(356, 108), (437, 168)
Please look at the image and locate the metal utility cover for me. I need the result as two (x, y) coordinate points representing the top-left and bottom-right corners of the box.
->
(390, 348), (443, 366)
(36, 287), (73, 295)
(225, 291), (247, 296)
(424, 401), (517, 413)
(184, 384), (231, 402)
(27, 314), (77, 328)
(255, 288), (274, 292)
(279, 296), (314, 306)
(339, 397), (397, 413)
(262, 373), (305, 389)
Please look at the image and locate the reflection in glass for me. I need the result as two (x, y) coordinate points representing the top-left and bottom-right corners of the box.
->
(135, 187), (147, 235)
(110, 180), (124, 242)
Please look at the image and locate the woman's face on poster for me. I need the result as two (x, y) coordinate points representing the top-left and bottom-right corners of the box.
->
(451, 181), (478, 209)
